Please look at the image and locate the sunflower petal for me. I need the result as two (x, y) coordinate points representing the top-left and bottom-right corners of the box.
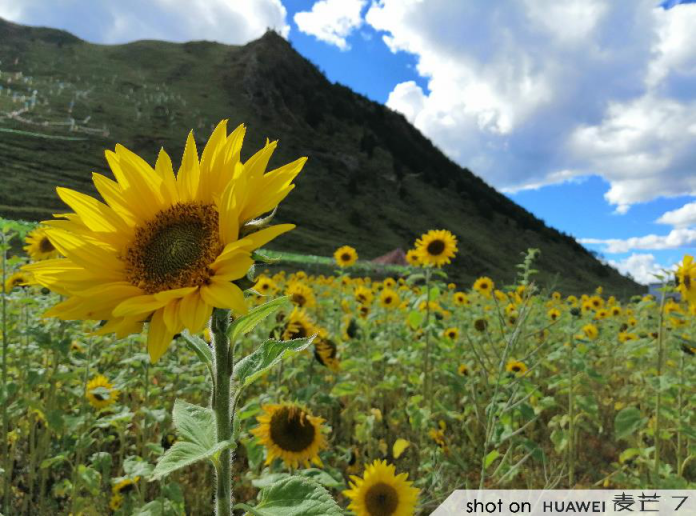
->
(178, 291), (212, 333)
(148, 308), (175, 363)
(177, 131), (200, 202)
(200, 281), (248, 314)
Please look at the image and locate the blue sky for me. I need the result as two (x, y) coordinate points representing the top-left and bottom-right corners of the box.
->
(2, 0), (696, 283)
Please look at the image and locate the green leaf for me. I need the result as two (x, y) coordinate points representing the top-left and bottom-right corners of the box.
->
(615, 407), (645, 441)
(229, 297), (289, 341)
(172, 400), (216, 450)
(331, 382), (358, 397)
(407, 311), (423, 329)
(151, 400), (235, 481)
(181, 331), (214, 379)
(151, 440), (232, 481)
(484, 450), (500, 469)
(234, 476), (342, 516)
(233, 337), (314, 390)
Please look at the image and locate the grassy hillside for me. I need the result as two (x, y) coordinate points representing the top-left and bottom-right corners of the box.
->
(0, 18), (643, 295)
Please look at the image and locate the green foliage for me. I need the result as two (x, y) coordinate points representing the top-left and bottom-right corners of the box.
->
(234, 476), (342, 516)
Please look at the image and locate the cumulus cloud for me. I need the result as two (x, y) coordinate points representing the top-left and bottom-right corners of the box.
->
(607, 253), (666, 285)
(294, 0), (366, 50)
(580, 228), (696, 253)
(0, 0), (289, 45)
(657, 201), (696, 227)
(365, 0), (696, 211)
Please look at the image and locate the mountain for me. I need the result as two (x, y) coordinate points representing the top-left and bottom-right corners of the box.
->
(0, 18), (642, 295)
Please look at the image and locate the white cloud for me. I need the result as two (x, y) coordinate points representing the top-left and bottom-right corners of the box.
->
(294, 0), (366, 50)
(607, 253), (665, 285)
(580, 228), (696, 253)
(657, 201), (696, 227)
(0, 0), (289, 45)
(365, 0), (696, 210)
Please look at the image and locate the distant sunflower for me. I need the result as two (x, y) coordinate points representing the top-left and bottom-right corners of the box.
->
(610, 306), (622, 317)
(379, 288), (400, 309)
(314, 338), (340, 372)
(86, 374), (119, 409)
(251, 403), (326, 468)
(383, 277), (396, 289)
(582, 323), (599, 340)
(282, 307), (317, 341)
(285, 281), (316, 308)
(457, 364), (469, 376)
(109, 493), (123, 511)
(453, 292), (469, 306)
(414, 229), (457, 268)
(443, 327), (459, 340)
(24, 227), (61, 261)
(253, 275), (277, 296)
(344, 459), (420, 516)
(506, 360), (527, 376)
(358, 305), (370, 319)
(24, 121), (306, 362)
(4, 272), (31, 294)
(473, 277), (494, 298)
(405, 249), (420, 267)
(676, 255), (696, 305)
(335, 246), (358, 267)
(547, 308), (561, 321)
(474, 318), (488, 332)
(354, 286), (374, 306)
(112, 477), (139, 495)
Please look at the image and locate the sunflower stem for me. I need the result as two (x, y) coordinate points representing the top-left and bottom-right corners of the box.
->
(212, 308), (233, 516)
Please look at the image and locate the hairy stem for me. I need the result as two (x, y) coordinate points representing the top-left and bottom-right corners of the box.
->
(212, 308), (232, 516)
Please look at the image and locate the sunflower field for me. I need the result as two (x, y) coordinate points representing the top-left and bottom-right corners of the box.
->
(0, 122), (694, 516)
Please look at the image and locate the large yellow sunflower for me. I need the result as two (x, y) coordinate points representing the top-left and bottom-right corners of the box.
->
(251, 403), (326, 469)
(24, 121), (306, 362)
(344, 459), (420, 516)
(414, 229), (457, 268)
(86, 374), (119, 409)
(24, 227), (61, 261)
(334, 245), (358, 267)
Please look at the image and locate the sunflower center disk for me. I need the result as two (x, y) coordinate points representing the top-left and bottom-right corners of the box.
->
(269, 407), (316, 452)
(126, 202), (222, 294)
(426, 239), (446, 256)
(365, 482), (399, 516)
(39, 237), (56, 253)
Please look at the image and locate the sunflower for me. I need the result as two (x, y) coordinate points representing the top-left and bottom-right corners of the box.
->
(473, 276), (494, 298)
(358, 304), (370, 319)
(610, 306), (622, 317)
(109, 493), (123, 511)
(443, 327), (459, 340)
(112, 477), (139, 495)
(405, 249), (420, 267)
(505, 360), (528, 376)
(453, 291), (469, 306)
(253, 275), (277, 296)
(86, 374), (119, 409)
(582, 323), (599, 340)
(414, 229), (457, 268)
(24, 227), (61, 261)
(285, 281), (316, 308)
(547, 308), (561, 321)
(314, 338), (340, 372)
(354, 285), (374, 305)
(3, 272), (31, 293)
(335, 246), (358, 267)
(24, 121), (306, 362)
(282, 307), (318, 341)
(383, 277), (396, 289)
(457, 364), (469, 376)
(344, 460), (419, 516)
(676, 255), (696, 305)
(473, 318), (488, 332)
(379, 288), (400, 309)
(251, 403), (326, 468)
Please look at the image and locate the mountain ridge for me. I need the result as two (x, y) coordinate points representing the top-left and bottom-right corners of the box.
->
(0, 18), (642, 295)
